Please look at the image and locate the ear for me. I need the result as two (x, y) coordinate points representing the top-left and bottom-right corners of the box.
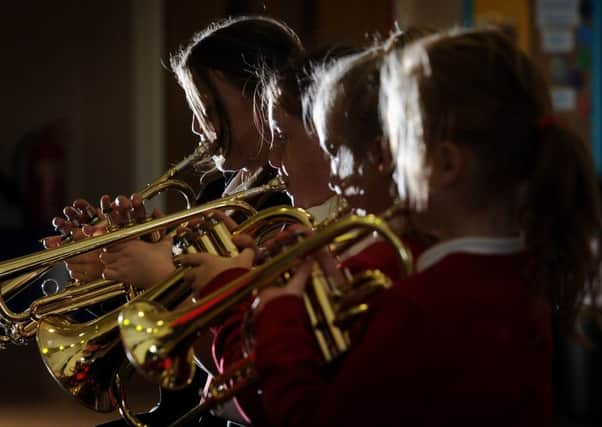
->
(429, 141), (463, 187)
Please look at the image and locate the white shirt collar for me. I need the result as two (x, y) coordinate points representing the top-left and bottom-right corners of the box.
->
(307, 195), (342, 223)
(416, 236), (525, 272)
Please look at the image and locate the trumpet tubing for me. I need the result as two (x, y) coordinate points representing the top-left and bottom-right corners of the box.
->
(35, 203), (312, 411)
(118, 214), (413, 392)
(37, 266), (193, 412)
(0, 144), (212, 336)
(0, 177), (285, 345)
(0, 178), (287, 281)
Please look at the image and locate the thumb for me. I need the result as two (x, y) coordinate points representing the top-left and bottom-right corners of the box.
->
(232, 234), (259, 258)
(238, 247), (256, 267)
(176, 252), (215, 267)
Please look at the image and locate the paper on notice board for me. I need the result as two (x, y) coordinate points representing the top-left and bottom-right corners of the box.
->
(536, 0), (579, 28)
(551, 87), (577, 112)
(541, 30), (575, 53)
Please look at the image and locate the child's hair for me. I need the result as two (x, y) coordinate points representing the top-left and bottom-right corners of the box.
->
(306, 29), (432, 181)
(261, 46), (361, 124)
(170, 16), (303, 154)
(379, 28), (602, 335)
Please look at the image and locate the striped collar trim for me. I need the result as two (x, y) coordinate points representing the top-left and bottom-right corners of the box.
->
(417, 236), (524, 272)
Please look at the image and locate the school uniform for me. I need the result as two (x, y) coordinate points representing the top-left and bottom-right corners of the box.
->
(97, 166), (289, 427)
(204, 227), (432, 426)
(253, 237), (552, 427)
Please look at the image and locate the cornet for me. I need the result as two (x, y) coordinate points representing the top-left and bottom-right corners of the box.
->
(0, 179), (288, 346)
(35, 202), (313, 413)
(117, 213), (413, 425)
(0, 144), (216, 346)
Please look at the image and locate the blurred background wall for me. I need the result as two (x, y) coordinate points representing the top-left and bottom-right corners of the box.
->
(0, 0), (599, 426)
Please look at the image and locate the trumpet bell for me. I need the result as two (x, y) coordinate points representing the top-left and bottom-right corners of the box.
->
(118, 300), (196, 390)
(36, 312), (122, 412)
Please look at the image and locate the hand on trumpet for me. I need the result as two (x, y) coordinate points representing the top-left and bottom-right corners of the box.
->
(42, 199), (105, 283)
(253, 225), (344, 314)
(178, 237), (257, 304)
(177, 210), (257, 304)
(95, 194), (176, 289)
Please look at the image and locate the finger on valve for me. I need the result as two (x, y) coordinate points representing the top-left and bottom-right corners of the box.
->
(232, 234), (260, 259)
(130, 193), (150, 223)
(100, 195), (119, 231)
(63, 206), (87, 228)
(51, 216), (74, 238)
(115, 195), (136, 227)
(206, 209), (239, 232)
(72, 198), (100, 224)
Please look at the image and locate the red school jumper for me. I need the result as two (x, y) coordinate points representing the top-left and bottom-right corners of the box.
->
(253, 237), (552, 427)
(204, 236), (423, 424)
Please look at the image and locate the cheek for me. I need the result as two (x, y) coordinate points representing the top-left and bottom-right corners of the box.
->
(280, 138), (308, 176)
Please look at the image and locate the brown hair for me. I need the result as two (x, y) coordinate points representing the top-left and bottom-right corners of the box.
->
(380, 28), (602, 335)
(171, 16), (303, 156)
(258, 45), (360, 146)
(308, 29), (432, 163)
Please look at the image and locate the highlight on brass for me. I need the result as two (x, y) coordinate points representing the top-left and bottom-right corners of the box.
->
(118, 214), (413, 423)
(35, 200), (310, 414)
(3, 2), (596, 426)
(0, 144), (213, 348)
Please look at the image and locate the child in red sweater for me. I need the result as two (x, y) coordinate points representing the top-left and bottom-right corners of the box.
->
(251, 28), (602, 426)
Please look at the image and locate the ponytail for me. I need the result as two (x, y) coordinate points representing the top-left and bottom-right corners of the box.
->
(380, 28), (602, 336)
(524, 122), (602, 336)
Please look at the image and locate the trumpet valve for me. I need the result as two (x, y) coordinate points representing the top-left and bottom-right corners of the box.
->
(140, 215), (163, 243)
(123, 210), (137, 228)
(103, 206), (120, 232)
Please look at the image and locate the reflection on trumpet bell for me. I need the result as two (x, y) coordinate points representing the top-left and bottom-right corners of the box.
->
(118, 214), (413, 394)
(117, 204), (317, 390)
(37, 312), (122, 412)
(119, 300), (196, 390)
(36, 266), (193, 412)
(34, 202), (313, 413)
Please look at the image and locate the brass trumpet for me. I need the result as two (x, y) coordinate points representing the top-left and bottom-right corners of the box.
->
(0, 175), (287, 346)
(35, 203), (313, 412)
(118, 214), (413, 415)
(0, 144), (210, 342)
(0, 178), (288, 281)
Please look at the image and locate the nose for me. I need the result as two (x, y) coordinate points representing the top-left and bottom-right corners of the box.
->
(191, 114), (202, 137)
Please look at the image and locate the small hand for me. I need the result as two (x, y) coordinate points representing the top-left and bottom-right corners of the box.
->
(253, 257), (313, 312)
(50, 228), (104, 283)
(254, 226), (344, 314)
(178, 248), (255, 297)
(100, 237), (175, 289)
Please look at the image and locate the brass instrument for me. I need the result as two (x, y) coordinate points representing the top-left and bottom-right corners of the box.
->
(0, 178), (287, 281)
(118, 213), (413, 424)
(0, 176), (285, 346)
(35, 203), (312, 413)
(0, 145), (210, 344)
